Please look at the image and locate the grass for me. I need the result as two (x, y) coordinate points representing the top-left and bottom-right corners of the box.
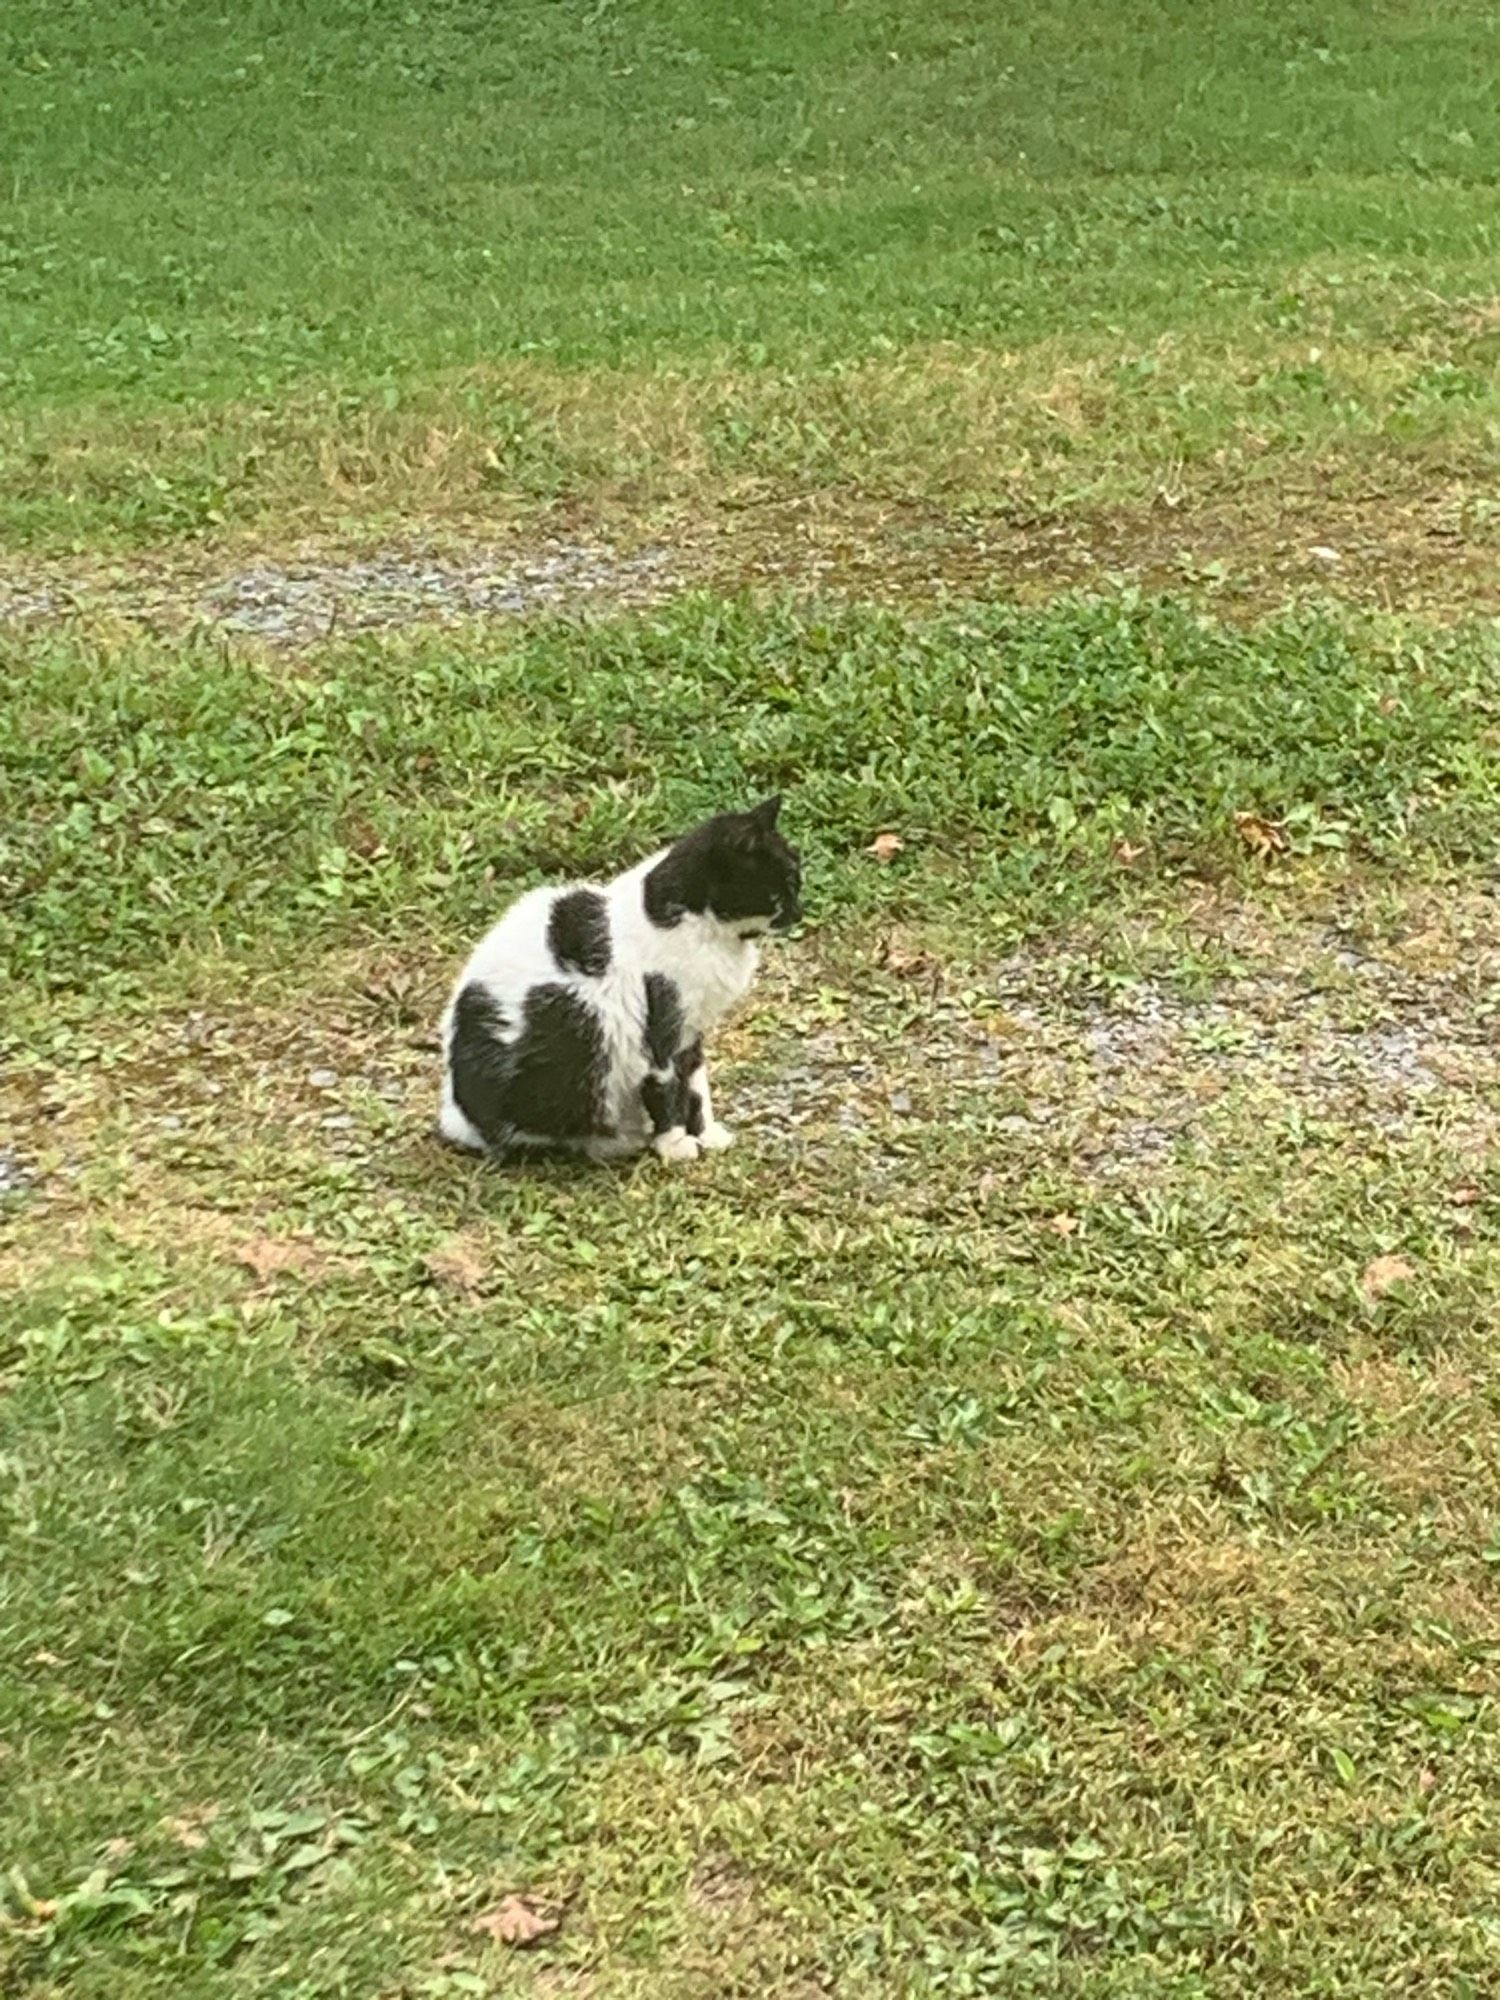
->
(4, 595), (1500, 1995)
(2, 0), (1498, 545)
(5, 3), (1500, 1993)
(6, 596), (1498, 995)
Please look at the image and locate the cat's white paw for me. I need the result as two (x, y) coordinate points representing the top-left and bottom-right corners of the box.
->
(653, 1129), (700, 1165)
(698, 1120), (735, 1152)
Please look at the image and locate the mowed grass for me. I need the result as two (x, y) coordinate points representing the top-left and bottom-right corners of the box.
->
(4, 596), (1500, 1995)
(5, 594), (1499, 994)
(5, 3), (1500, 1992)
(1, 0), (1498, 543)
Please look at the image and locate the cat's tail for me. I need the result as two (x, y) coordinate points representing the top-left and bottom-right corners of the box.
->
(437, 1072), (488, 1151)
(436, 1093), (581, 1165)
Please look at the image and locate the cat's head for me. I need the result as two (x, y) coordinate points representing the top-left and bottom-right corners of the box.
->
(647, 796), (803, 936)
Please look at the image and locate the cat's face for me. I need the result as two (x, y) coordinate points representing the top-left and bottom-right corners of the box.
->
(700, 796), (803, 935)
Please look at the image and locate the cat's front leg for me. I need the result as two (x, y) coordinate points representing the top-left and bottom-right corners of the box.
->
(641, 1068), (698, 1163)
(676, 1039), (734, 1152)
(642, 974), (699, 1163)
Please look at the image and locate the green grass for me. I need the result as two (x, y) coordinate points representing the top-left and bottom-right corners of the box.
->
(6, 595), (1498, 999)
(4, 596), (1500, 1994)
(2, 0), (1498, 542)
(5, 4), (1500, 1992)
(6, 1141), (1498, 1999)
(11, 0), (1496, 383)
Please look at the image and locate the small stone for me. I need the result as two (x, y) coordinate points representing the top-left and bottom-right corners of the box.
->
(321, 1113), (355, 1131)
(308, 1068), (338, 1089)
(889, 1090), (913, 1115)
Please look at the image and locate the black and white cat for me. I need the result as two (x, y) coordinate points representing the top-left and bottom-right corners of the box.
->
(439, 797), (802, 1164)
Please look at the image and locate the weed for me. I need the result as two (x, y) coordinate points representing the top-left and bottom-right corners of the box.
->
(4, 597), (1496, 994)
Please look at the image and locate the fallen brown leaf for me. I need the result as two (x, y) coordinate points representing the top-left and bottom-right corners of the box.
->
(424, 1235), (489, 1297)
(687, 1853), (755, 1916)
(1044, 1212), (1080, 1238)
(162, 1803), (220, 1850)
(471, 1894), (559, 1948)
(1361, 1254), (1416, 1299)
(1112, 838), (1146, 867)
(878, 939), (937, 980)
(1233, 810), (1288, 860)
(234, 1238), (323, 1284)
(361, 964), (422, 1021)
(1448, 1185), (1480, 1207)
(344, 818), (388, 861)
(866, 831), (905, 863)
(978, 1010), (1025, 1040)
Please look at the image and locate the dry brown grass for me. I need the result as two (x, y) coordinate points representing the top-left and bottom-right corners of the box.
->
(5, 333), (1497, 621)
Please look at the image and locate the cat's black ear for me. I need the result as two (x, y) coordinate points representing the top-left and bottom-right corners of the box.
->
(748, 794), (783, 833)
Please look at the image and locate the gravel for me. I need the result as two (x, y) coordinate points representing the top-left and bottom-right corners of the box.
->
(4, 904), (1493, 1207)
(199, 543), (676, 645)
(0, 540), (680, 649)
(734, 908), (1498, 1183)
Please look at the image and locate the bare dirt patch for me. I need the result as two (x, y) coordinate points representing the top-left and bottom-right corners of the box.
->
(713, 478), (1499, 619)
(0, 476), (1493, 652)
(5, 888), (1496, 1260)
(737, 890), (1500, 1195)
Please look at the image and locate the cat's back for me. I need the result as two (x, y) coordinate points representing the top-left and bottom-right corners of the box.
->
(454, 876), (625, 1003)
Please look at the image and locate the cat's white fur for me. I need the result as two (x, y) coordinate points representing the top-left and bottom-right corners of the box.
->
(439, 850), (765, 1163)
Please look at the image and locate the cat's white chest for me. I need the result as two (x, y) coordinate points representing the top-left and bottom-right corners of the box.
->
(672, 932), (758, 1036)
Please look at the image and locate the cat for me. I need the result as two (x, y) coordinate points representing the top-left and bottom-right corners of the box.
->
(439, 796), (802, 1164)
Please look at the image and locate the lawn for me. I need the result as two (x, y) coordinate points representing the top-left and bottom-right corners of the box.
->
(3, 5), (1500, 1998)
(1, 0), (1497, 562)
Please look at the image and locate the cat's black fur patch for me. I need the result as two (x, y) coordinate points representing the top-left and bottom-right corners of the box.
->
(675, 1037), (706, 1137)
(642, 972), (683, 1070)
(547, 888), (611, 978)
(641, 859), (687, 928)
(644, 796), (802, 933)
(450, 978), (606, 1146)
(640, 1070), (685, 1135)
(448, 983), (515, 1146)
(510, 984), (608, 1136)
